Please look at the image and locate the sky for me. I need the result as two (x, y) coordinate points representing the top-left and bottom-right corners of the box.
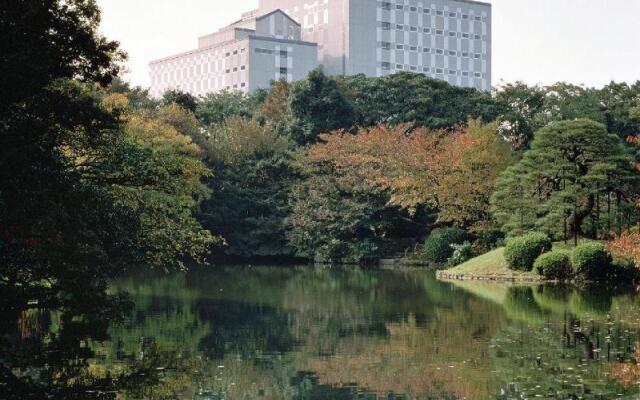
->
(98, 0), (640, 89)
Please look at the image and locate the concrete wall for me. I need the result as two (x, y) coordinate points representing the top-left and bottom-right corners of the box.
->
(258, 0), (492, 90)
(248, 36), (318, 92)
(255, 10), (302, 40)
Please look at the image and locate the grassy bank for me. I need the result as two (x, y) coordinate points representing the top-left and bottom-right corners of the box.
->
(436, 248), (543, 282)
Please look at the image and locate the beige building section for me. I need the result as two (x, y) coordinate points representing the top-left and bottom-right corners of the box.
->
(149, 9), (318, 98)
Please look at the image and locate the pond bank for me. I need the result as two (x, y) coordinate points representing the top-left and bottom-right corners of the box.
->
(436, 248), (546, 283)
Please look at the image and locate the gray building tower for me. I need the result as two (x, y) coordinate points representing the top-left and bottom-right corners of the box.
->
(258, 0), (492, 91)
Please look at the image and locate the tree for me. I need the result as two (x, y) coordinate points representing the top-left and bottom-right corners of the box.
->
(196, 89), (260, 127)
(162, 89), (198, 113)
(0, 0), (217, 307)
(344, 72), (500, 130)
(491, 119), (640, 244)
(306, 122), (513, 231)
(287, 69), (355, 145)
(198, 117), (295, 258)
(287, 157), (425, 264)
(493, 82), (546, 147)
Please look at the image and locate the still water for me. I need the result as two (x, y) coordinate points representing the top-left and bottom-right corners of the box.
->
(11, 266), (640, 399)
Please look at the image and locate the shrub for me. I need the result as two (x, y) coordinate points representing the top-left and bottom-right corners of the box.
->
(422, 228), (469, 264)
(572, 243), (612, 281)
(533, 250), (573, 280)
(504, 232), (552, 271)
(448, 241), (473, 266)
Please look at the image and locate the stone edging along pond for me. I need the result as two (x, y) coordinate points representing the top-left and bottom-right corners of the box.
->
(435, 270), (547, 283)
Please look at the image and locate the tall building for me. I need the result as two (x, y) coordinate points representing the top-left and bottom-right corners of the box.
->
(149, 0), (491, 97)
(149, 9), (318, 98)
(258, 0), (492, 91)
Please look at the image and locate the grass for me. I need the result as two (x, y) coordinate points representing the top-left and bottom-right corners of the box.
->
(439, 248), (542, 281)
(439, 239), (606, 282)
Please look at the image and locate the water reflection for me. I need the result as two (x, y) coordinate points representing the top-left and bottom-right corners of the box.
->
(3, 266), (640, 399)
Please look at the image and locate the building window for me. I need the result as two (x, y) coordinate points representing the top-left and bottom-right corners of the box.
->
(435, 49), (444, 54)
(279, 67), (288, 74)
(381, 62), (391, 70)
(462, 71), (469, 76)
(423, 28), (431, 33)
(436, 68), (443, 74)
(396, 64), (404, 69)
(462, 14), (469, 19)
(474, 34), (481, 40)
(233, 67), (238, 72)
(410, 65), (417, 71)
(423, 67), (430, 72)
(448, 50), (456, 56)
(423, 47), (431, 53)
(410, 6), (417, 12)
(448, 31), (456, 37)
(225, 52), (230, 57)
(241, 82), (246, 87)
(436, 10), (443, 16)
(381, 22), (391, 30)
(233, 50), (238, 55)
(449, 12), (457, 17)
(225, 69), (230, 73)
(396, 24), (403, 30)
(449, 69), (457, 75)
(410, 26), (417, 32)
(396, 44), (404, 50)
(475, 72), (482, 78)
(280, 50), (288, 57)
(410, 46), (417, 51)
(423, 9), (430, 14)
(396, 4), (403, 10)
(436, 29), (443, 35)
(381, 2), (392, 10)
(381, 42), (391, 50)
(474, 53), (481, 59)
(474, 16), (481, 21)
(462, 52), (469, 57)
(240, 65), (246, 70)
(462, 33), (470, 39)
(255, 48), (274, 55)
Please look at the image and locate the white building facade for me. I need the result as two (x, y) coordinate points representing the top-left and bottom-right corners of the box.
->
(259, 0), (491, 91)
(149, 0), (491, 96)
(149, 10), (318, 98)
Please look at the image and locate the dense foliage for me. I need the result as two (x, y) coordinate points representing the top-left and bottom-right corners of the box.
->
(503, 233), (552, 271)
(572, 243), (613, 281)
(422, 228), (470, 264)
(533, 250), (573, 280)
(492, 119), (640, 243)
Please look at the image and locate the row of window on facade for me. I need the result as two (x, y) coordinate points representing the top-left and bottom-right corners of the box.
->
(381, 23), (486, 39)
(381, 2), (487, 21)
(381, 43), (486, 59)
(255, 48), (290, 56)
(382, 62), (485, 78)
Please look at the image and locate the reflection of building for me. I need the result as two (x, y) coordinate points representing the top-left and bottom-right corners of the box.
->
(150, 0), (491, 97)
(149, 9), (318, 98)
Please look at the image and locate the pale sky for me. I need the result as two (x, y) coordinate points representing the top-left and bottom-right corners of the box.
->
(98, 0), (640, 89)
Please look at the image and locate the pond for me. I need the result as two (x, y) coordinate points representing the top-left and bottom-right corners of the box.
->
(6, 266), (640, 399)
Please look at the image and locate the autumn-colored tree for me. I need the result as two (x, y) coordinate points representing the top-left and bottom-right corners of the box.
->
(259, 79), (291, 125)
(307, 121), (514, 231)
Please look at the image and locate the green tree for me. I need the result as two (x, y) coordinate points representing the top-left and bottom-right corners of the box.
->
(161, 89), (198, 113)
(491, 119), (640, 244)
(196, 89), (260, 127)
(0, 0), (216, 306)
(288, 69), (355, 145)
(198, 117), (295, 258)
(344, 72), (500, 130)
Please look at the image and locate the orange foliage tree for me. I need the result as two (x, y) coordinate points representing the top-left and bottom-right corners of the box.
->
(307, 120), (515, 231)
